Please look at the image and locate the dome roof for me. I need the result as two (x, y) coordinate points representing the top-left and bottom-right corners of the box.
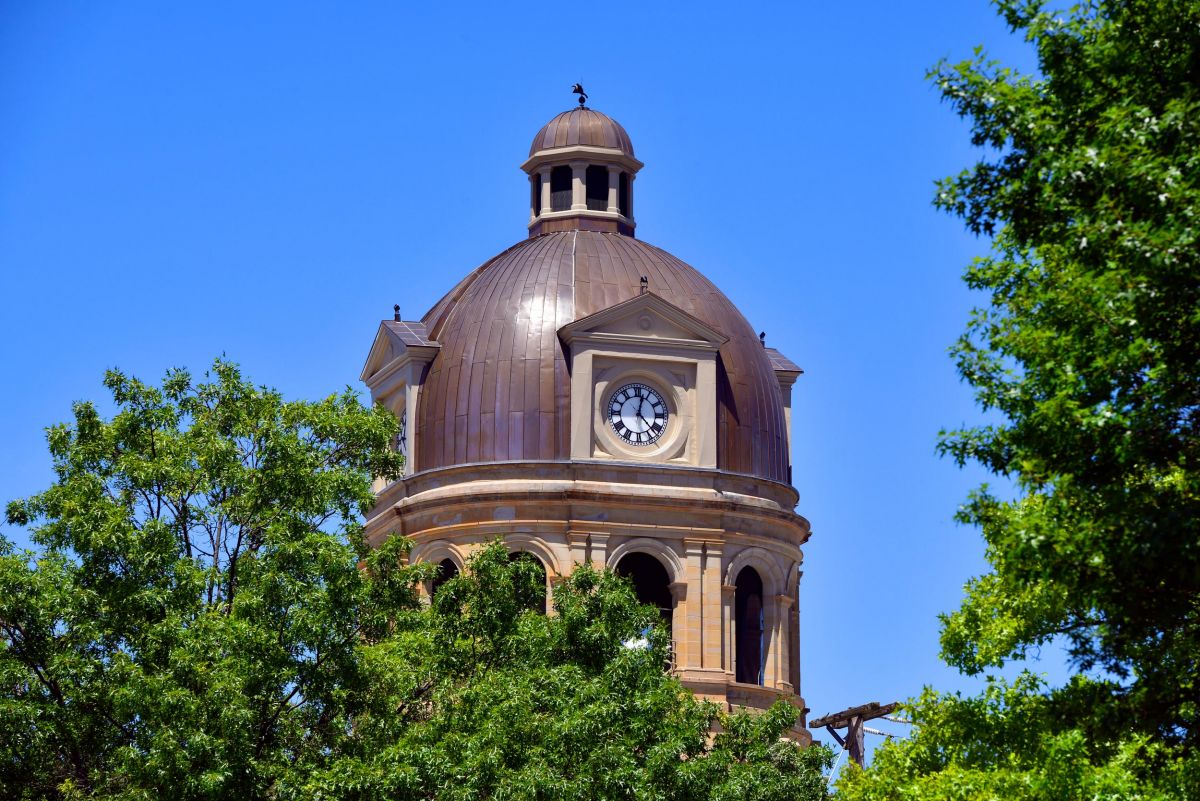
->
(528, 108), (635, 157)
(416, 231), (790, 483)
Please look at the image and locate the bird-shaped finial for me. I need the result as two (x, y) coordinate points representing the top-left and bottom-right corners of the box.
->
(571, 83), (588, 107)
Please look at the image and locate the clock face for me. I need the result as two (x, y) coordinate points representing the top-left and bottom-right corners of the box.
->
(607, 383), (668, 446)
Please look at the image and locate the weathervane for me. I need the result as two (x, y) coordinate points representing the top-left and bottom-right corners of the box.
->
(571, 83), (588, 108)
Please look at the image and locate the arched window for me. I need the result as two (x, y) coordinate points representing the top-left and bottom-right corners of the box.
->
(550, 166), (572, 212)
(615, 552), (673, 634)
(734, 566), (765, 685)
(430, 558), (458, 597)
(585, 165), (608, 211)
(532, 175), (542, 217)
(508, 551), (548, 614)
(618, 171), (630, 217)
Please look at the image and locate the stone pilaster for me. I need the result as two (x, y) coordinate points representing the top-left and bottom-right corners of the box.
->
(669, 580), (688, 669)
(682, 539), (705, 671)
(721, 582), (737, 675)
(701, 540), (724, 670)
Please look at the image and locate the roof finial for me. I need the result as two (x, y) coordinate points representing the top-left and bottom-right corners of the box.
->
(640, 276), (648, 293)
(394, 304), (401, 321)
(571, 83), (588, 108)
(759, 331), (767, 347)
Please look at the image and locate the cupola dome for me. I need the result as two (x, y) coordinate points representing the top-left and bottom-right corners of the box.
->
(528, 108), (636, 158)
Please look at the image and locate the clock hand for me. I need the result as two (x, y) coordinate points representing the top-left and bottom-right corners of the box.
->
(635, 399), (654, 427)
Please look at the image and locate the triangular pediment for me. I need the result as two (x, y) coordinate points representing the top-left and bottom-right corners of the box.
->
(360, 322), (440, 385)
(559, 292), (728, 350)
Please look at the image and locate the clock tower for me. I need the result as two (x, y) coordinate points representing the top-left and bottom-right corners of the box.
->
(360, 102), (811, 740)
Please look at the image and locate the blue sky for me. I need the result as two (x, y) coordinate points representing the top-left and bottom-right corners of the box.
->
(1, 0), (1062, 760)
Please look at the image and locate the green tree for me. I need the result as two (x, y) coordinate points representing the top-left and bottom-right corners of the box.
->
(2, 361), (832, 800)
(839, 0), (1200, 797)
(0, 360), (413, 799)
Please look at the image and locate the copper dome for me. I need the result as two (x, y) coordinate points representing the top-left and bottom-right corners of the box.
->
(416, 231), (790, 483)
(528, 108), (635, 157)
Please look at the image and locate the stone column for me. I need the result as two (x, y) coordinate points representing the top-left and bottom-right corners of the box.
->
(539, 168), (552, 215)
(570, 161), (587, 211)
(606, 166), (620, 214)
(774, 593), (795, 691)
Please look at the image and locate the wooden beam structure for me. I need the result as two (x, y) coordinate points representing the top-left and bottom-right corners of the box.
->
(809, 701), (898, 766)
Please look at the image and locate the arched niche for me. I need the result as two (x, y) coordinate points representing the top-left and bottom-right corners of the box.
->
(614, 551), (674, 632)
(734, 566), (765, 685)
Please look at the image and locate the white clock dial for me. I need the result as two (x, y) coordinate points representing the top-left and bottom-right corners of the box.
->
(607, 383), (668, 446)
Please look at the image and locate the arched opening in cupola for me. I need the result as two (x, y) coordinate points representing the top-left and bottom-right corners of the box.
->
(585, 165), (608, 211)
(550, 166), (572, 212)
(508, 550), (548, 614)
(615, 552), (674, 636)
(734, 566), (765, 685)
(618, 171), (630, 217)
(531, 174), (542, 217)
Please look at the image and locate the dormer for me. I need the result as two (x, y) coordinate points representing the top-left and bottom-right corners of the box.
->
(559, 292), (727, 467)
(360, 314), (440, 476)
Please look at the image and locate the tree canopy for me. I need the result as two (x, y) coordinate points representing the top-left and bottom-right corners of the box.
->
(1, 361), (831, 800)
(839, 0), (1200, 797)
(297, 543), (832, 801)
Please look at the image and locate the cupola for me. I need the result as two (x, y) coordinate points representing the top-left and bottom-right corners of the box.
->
(521, 100), (643, 237)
